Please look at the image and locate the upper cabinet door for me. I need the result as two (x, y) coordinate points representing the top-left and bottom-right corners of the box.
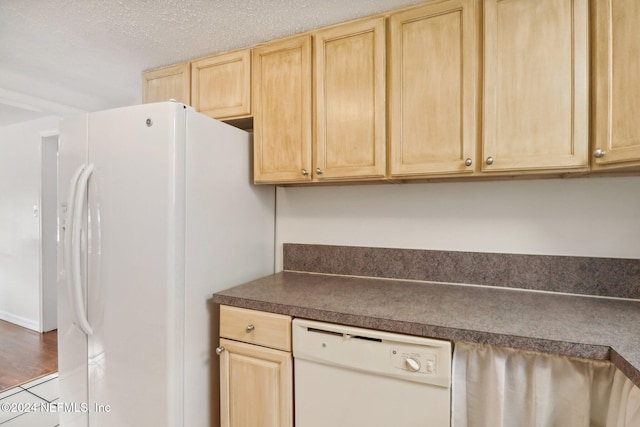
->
(253, 36), (312, 184)
(314, 17), (386, 181)
(191, 49), (251, 120)
(389, 0), (479, 178)
(142, 63), (191, 105)
(593, 0), (640, 169)
(482, 0), (589, 173)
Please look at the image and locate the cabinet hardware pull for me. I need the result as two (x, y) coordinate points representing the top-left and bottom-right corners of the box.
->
(316, 168), (324, 175)
(465, 158), (472, 167)
(215, 346), (225, 355)
(246, 324), (255, 333)
(594, 148), (606, 158)
(485, 157), (494, 166)
(301, 169), (309, 176)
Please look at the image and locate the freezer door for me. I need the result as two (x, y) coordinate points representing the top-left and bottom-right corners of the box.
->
(84, 102), (186, 427)
(57, 114), (90, 427)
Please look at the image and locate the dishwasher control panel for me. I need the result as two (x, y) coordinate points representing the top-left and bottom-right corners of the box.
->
(391, 348), (437, 375)
(293, 318), (451, 387)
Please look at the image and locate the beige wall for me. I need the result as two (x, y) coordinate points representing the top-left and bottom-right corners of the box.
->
(275, 176), (640, 271)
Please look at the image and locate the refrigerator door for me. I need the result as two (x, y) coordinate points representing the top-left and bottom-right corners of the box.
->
(84, 102), (186, 427)
(183, 108), (275, 427)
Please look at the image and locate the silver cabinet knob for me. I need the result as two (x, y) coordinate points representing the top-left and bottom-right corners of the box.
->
(594, 148), (606, 158)
(465, 158), (472, 167)
(405, 357), (421, 372)
(245, 324), (255, 333)
(485, 156), (494, 165)
(316, 168), (324, 175)
(215, 346), (225, 355)
(301, 169), (309, 176)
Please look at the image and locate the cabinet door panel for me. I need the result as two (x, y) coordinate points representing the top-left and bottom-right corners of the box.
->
(483, 0), (588, 172)
(253, 36), (312, 183)
(142, 63), (190, 105)
(219, 338), (292, 427)
(389, 0), (478, 177)
(593, 0), (640, 168)
(315, 17), (386, 180)
(191, 50), (251, 119)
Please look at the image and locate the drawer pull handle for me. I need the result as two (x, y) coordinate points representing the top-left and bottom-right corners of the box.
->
(215, 346), (225, 355)
(246, 324), (255, 333)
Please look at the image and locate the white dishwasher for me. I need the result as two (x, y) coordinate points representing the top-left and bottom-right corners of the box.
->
(293, 319), (452, 427)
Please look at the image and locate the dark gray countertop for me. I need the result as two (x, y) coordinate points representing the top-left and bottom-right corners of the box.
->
(212, 271), (640, 388)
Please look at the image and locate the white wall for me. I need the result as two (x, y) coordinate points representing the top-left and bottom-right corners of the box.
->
(275, 176), (640, 270)
(0, 116), (60, 330)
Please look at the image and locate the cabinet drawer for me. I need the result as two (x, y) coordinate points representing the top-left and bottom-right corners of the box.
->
(220, 305), (291, 351)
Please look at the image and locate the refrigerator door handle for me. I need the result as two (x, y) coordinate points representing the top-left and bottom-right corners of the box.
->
(64, 165), (85, 332)
(71, 163), (95, 336)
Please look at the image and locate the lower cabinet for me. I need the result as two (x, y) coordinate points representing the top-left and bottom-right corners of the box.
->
(217, 305), (640, 426)
(218, 305), (293, 427)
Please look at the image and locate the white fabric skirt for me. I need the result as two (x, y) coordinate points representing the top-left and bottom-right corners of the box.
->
(452, 342), (640, 427)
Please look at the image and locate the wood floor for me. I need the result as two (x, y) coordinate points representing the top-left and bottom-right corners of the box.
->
(0, 320), (57, 392)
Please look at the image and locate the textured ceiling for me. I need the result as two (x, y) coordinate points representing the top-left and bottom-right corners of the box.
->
(0, 0), (422, 126)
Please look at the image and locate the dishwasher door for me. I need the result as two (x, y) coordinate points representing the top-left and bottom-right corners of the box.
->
(293, 319), (452, 427)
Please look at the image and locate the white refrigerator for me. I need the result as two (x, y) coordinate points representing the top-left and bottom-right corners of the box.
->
(57, 101), (275, 426)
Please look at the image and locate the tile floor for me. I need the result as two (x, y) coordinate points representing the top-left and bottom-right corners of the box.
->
(0, 373), (59, 426)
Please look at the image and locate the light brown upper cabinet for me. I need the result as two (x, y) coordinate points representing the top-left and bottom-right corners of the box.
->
(253, 36), (313, 183)
(142, 62), (191, 105)
(482, 0), (589, 174)
(143, 0), (640, 184)
(389, 0), (479, 178)
(592, 0), (640, 170)
(314, 17), (387, 181)
(191, 49), (251, 120)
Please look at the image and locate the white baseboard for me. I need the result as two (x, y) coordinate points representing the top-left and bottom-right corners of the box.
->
(0, 310), (40, 331)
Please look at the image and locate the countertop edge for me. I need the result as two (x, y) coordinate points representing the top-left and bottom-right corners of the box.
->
(211, 293), (638, 388)
(610, 349), (640, 388)
(211, 268), (640, 389)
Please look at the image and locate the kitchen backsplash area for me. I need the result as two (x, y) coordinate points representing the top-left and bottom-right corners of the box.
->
(283, 244), (640, 300)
